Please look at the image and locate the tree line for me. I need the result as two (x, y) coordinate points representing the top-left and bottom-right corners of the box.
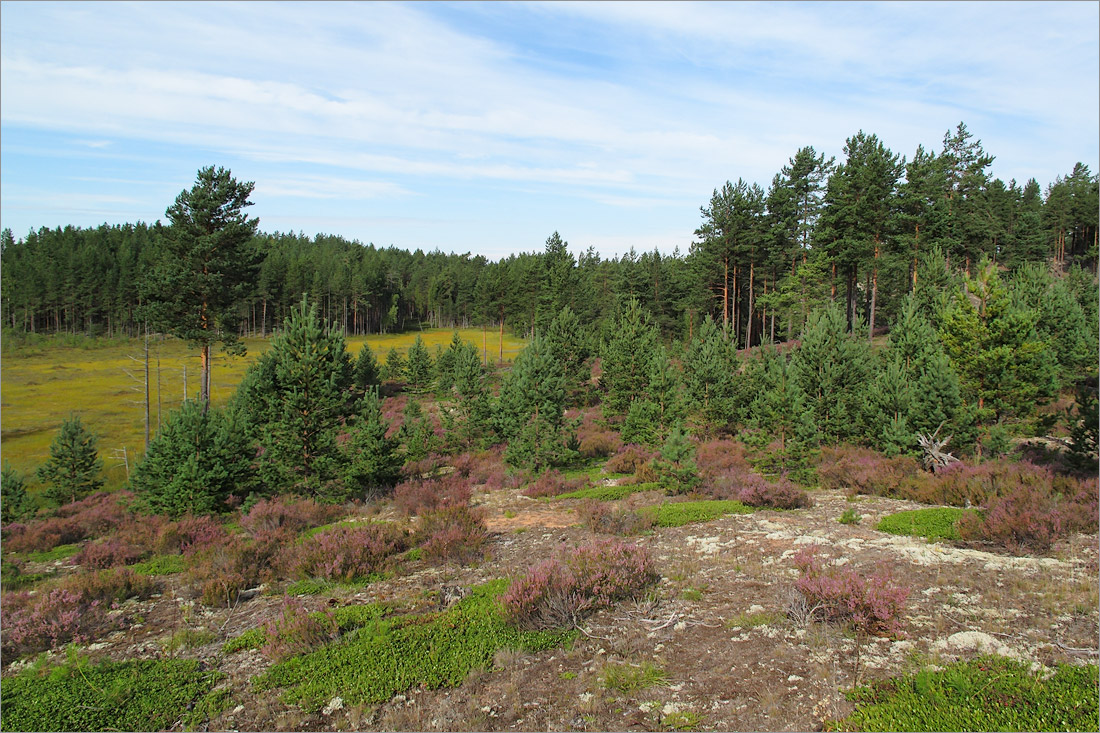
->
(2, 123), (1096, 349)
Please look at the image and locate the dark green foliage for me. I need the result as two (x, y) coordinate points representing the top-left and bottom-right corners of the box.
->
(433, 332), (465, 394)
(441, 340), (493, 449)
(682, 315), (744, 433)
(749, 346), (817, 468)
(383, 346), (406, 381)
(642, 500), (753, 528)
(37, 415), (104, 506)
(1066, 380), (1099, 472)
(601, 299), (660, 417)
(130, 401), (256, 517)
(545, 305), (594, 400)
(2, 461), (32, 523)
(0, 654), (226, 732)
(830, 657), (1098, 733)
(621, 346), (686, 446)
(253, 581), (571, 712)
(497, 334), (573, 471)
(399, 398), (437, 464)
(141, 166), (260, 404)
(404, 334), (434, 393)
(343, 387), (402, 496)
(353, 342), (382, 394)
(654, 425), (699, 494)
(253, 299), (358, 500)
(791, 305), (872, 443)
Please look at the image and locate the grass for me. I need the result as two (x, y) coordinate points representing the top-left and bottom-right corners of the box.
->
(0, 653), (227, 732)
(725, 611), (783, 629)
(641, 500), (754, 528)
(875, 507), (975, 542)
(253, 580), (572, 712)
(163, 627), (217, 653)
(599, 661), (670, 691)
(555, 482), (662, 501)
(827, 657), (1099, 732)
(1, 329), (526, 490)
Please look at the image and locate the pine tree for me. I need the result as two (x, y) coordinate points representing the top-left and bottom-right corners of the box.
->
(497, 334), (572, 471)
(37, 415), (104, 506)
(791, 305), (873, 443)
(343, 387), (402, 496)
(601, 299), (660, 417)
(131, 401), (257, 516)
(433, 332), (465, 394)
(622, 345), (685, 446)
(404, 334), (433, 393)
(353, 342), (382, 394)
(256, 299), (357, 499)
(682, 315), (743, 434)
(441, 342), (493, 449)
(545, 306), (594, 402)
(654, 425), (699, 494)
(1, 462), (31, 523)
(400, 398), (437, 464)
(750, 346), (818, 467)
(383, 346), (406, 382)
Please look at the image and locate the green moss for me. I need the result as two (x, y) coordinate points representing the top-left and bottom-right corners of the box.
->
(253, 580), (573, 711)
(131, 554), (186, 576)
(285, 578), (332, 596)
(0, 654), (225, 732)
(222, 627), (266, 654)
(828, 657), (1098, 732)
(641, 500), (753, 528)
(555, 482), (662, 501)
(875, 507), (974, 541)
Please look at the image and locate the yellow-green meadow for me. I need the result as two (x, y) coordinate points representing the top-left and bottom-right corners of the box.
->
(1, 328), (526, 490)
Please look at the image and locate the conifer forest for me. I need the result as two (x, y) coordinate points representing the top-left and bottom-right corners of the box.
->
(1, 123), (1098, 732)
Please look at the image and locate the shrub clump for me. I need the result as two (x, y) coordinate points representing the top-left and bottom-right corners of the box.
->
(260, 597), (340, 661)
(576, 499), (655, 535)
(240, 495), (344, 537)
(74, 537), (146, 569)
(956, 477), (1098, 554)
(521, 469), (586, 499)
(792, 547), (908, 638)
(286, 523), (408, 583)
(816, 446), (919, 497)
(500, 540), (659, 630)
(604, 445), (655, 476)
(414, 505), (488, 564)
(727, 474), (813, 509)
(394, 474), (473, 515)
(3, 491), (132, 554)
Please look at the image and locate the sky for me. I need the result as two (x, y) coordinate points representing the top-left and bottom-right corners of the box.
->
(1, 1), (1097, 261)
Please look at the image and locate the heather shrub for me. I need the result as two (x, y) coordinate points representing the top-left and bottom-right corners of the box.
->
(240, 495), (344, 537)
(186, 536), (268, 607)
(792, 547), (908, 638)
(576, 499), (655, 536)
(449, 448), (507, 485)
(956, 483), (1075, 554)
(3, 491), (132, 553)
(605, 445), (655, 475)
(394, 474), (473, 516)
(521, 469), (585, 499)
(500, 540), (659, 630)
(694, 439), (752, 481)
(577, 417), (622, 459)
(816, 446), (919, 497)
(414, 505), (488, 564)
(260, 597), (339, 662)
(75, 537), (145, 569)
(735, 475), (813, 510)
(69, 566), (157, 605)
(631, 461), (659, 485)
(915, 459), (1056, 508)
(286, 523), (407, 583)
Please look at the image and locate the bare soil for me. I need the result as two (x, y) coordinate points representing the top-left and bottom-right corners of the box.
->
(15, 484), (1099, 732)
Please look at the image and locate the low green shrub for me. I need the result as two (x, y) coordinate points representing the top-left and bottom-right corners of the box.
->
(828, 657), (1099, 732)
(254, 581), (571, 712)
(875, 507), (972, 542)
(222, 627), (266, 654)
(0, 654), (225, 731)
(642, 500), (753, 528)
(285, 578), (332, 596)
(554, 482), (661, 501)
(838, 508), (862, 525)
(130, 554), (187, 576)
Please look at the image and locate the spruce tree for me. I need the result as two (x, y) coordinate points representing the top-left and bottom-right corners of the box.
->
(131, 401), (257, 516)
(353, 342), (382, 394)
(404, 335), (434, 393)
(37, 415), (104, 506)
(544, 306), (594, 401)
(654, 425), (699, 494)
(433, 332), (465, 395)
(343, 387), (402, 496)
(441, 342), (493, 449)
(383, 347), (406, 382)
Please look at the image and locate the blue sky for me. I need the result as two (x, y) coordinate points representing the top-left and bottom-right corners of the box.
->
(2, 1), (1097, 260)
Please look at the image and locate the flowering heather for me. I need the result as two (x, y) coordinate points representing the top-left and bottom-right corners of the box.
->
(694, 439), (752, 481)
(260, 597), (339, 662)
(792, 547), (908, 638)
(4, 491), (132, 553)
(240, 496), (344, 537)
(735, 475), (813, 509)
(577, 412), (622, 459)
(286, 523), (407, 583)
(415, 505), (488, 564)
(394, 474), (474, 516)
(501, 539), (659, 630)
(521, 469), (586, 499)
(816, 446), (919, 498)
(605, 445), (656, 475)
(75, 537), (145, 569)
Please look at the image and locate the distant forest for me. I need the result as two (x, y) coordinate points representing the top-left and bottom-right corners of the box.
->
(2, 123), (1096, 346)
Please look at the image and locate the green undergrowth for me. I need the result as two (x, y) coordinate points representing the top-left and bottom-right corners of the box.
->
(285, 578), (334, 596)
(828, 657), (1098, 732)
(642, 500), (754, 528)
(222, 602), (390, 654)
(252, 580), (573, 711)
(599, 661), (670, 691)
(0, 652), (227, 732)
(1, 560), (53, 589)
(13, 543), (82, 564)
(131, 554), (187, 576)
(554, 482), (662, 501)
(875, 507), (975, 542)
